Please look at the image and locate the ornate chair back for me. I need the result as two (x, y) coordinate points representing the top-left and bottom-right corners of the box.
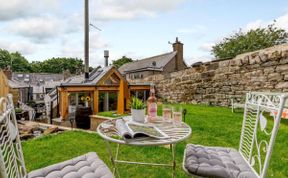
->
(239, 92), (288, 178)
(0, 94), (27, 178)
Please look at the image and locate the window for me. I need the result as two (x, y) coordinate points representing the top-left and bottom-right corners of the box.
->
(133, 73), (143, 79)
(103, 73), (120, 85)
(98, 91), (118, 112)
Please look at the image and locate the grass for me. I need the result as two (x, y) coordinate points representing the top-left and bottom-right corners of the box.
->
(22, 104), (288, 177)
(97, 111), (128, 118)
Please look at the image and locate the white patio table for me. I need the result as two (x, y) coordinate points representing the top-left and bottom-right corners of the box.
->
(97, 116), (192, 178)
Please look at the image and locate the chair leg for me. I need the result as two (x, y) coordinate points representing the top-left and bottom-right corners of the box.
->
(105, 140), (121, 178)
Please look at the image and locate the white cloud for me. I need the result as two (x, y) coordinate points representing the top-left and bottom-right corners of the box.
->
(59, 32), (109, 67)
(245, 20), (263, 31)
(274, 14), (288, 30)
(245, 13), (288, 31)
(0, 0), (59, 21)
(91, 0), (186, 21)
(7, 16), (61, 42)
(89, 32), (109, 49)
(0, 40), (36, 55)
(6, 14), (83, 43)
(199, 42), (214, 52)
(60, 37), (83, 59)
(65, 13), (83, 34)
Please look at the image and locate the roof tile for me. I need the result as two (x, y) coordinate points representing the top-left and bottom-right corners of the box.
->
(119, 51), (176, 73)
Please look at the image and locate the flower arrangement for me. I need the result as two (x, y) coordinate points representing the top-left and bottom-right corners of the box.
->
(81, 96), (91, 102)
(81, 96), (91, 107)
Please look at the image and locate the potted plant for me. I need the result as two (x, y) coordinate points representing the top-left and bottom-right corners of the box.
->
(131, 97), (146, 123)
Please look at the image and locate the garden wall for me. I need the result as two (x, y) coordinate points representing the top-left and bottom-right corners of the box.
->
(134, 44), (288, 106)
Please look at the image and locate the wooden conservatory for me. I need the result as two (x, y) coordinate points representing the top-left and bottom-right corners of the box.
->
(58, 66), (150, 120)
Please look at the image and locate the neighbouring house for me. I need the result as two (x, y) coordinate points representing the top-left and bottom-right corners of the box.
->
(12, 71), (70, 101)
(119, 37), (188, 80)
(57, 65), (150, 120)
(1, 67), (30, 105)
(8, 79), (30, 105)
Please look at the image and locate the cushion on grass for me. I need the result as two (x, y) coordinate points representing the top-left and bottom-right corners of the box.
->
(28, 152), (114, 178)
(184, 144), (258, 178)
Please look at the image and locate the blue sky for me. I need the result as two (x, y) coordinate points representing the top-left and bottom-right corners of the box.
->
(0, 0), (288, 67)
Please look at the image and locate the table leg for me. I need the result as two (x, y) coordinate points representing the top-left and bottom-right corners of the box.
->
(171, 144), (176, 178)
(105, 140), (120, 178)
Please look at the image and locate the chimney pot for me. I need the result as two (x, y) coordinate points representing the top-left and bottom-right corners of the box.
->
(104, 50), (109, 67)
(104, 50), (109, 58)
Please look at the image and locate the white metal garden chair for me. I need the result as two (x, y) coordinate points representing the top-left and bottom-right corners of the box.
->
(230, 96), (245, 113)
(0, 94), (114, 178)
(183, 92), (288, 178)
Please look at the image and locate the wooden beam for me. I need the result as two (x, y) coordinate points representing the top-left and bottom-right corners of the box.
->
(63, 86), (95, 92)
(117, 80), (125, 114)
(129, 85), (150, 90)
(124, 81), (130, 110)
(109, 75), (119, 84)
(93, 90), (99, 114)
(60, 91), (68, 120)
(97, 86), (119, 91)
(97, 67), (127, 85)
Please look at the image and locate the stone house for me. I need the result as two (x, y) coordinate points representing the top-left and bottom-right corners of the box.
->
(12, 71), (70, 101)
(1, 67), (30, 104)
(119, 37), (188, 80)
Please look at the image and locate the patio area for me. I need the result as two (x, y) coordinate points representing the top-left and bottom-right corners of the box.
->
(22, 104), (288, 178)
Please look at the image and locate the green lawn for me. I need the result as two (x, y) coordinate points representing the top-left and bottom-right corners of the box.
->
(22, 104), (288, 177)
(97, 111), (128, 118)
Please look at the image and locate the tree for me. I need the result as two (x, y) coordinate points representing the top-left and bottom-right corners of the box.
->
(30, 61), (42, 73)
(31, 57), (84, 74)
(10, 52), (32, 72)
(0, 48), (85, 74)
(0, 49), (12, 69)
(112, 56), (133, 68)
(0, 49), (32, 72)
(212, 24), (288, 59)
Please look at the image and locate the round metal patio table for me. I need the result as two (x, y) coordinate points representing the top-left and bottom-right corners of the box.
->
(97, 116), (192, 178)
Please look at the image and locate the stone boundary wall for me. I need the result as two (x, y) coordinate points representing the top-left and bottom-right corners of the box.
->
(132, 44), (288, 106)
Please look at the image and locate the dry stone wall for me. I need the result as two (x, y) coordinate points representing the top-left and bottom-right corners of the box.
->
(135, 44), (288, 106)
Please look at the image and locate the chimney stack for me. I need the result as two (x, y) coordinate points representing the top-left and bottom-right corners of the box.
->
(104, 50), (109, 67)
(3, 66), (12, 80)
(172, 37), (183, 71)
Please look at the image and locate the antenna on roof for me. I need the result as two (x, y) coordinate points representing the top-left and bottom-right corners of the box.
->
(89, 23), (102, 31)
(84, 0), (89, 80)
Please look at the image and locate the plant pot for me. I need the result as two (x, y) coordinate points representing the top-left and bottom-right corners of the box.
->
(131, 109), (145, 123)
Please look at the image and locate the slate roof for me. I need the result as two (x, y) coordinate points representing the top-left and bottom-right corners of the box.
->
(60, 66), (113, 86)
(8, 79), (29, 88)
(12, 72), (63, 84)
(118, 51), (177, 74)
